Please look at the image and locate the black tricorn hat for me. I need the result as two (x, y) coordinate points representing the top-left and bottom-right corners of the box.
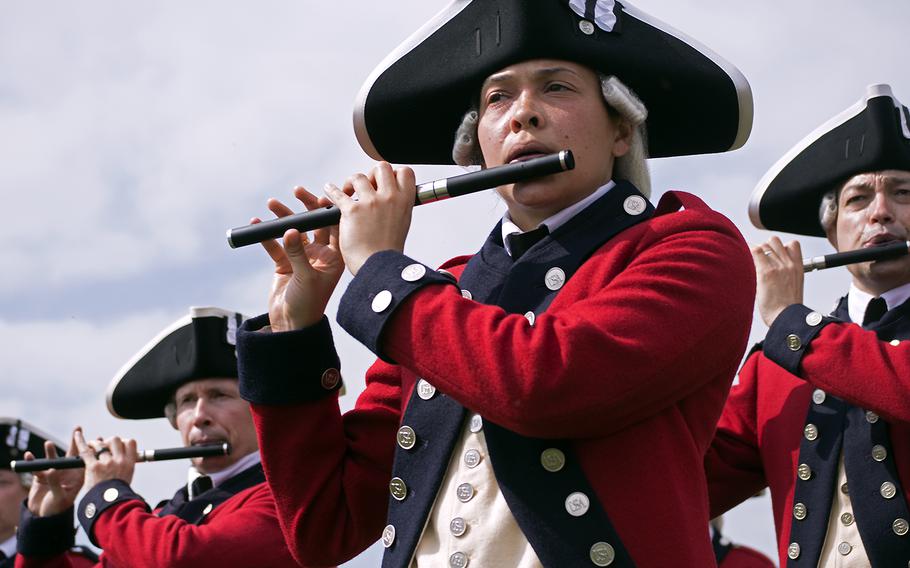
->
(106, 307), (246, 420)
(353, 0), (752, 165)
(1, 418), (65, 469)
(750, 84), (910, 237)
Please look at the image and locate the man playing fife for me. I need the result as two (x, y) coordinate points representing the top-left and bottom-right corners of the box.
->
(15, 307), (301, 567)
(237, 1), (757, 566)
(707, 84), (910, 566)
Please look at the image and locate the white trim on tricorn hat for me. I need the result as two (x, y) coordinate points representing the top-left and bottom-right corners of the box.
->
(1, 417), (65, 466)
(749, 84), (910, 237)
(106, 306), (246, 420)
(353, 0), (752, 165)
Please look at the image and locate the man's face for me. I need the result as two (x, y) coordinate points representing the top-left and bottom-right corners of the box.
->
(835, 169), (910, 294)
(0, 469), (27, 539)
(173, 378), (258, 474)
(476, 59), (631, 230)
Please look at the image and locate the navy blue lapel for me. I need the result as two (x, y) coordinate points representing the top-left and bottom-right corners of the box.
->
(156, 463), (265, 525)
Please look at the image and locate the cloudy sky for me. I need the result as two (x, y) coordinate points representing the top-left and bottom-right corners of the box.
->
(2, 1), (908, 565)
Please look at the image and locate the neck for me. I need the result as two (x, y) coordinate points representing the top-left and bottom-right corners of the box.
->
(0, 526), (15, 543)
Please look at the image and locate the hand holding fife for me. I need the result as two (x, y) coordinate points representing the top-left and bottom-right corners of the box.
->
(754, 236), (805, 326)
(324, 161), (416, 276)
(74, 428), (138, 491)
(25, 434), (84, 517)
(255, 186), (345, 332)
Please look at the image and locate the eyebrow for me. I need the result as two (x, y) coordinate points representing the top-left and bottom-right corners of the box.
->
(481, 66), (583, 90)
(843, 173), (910, 192)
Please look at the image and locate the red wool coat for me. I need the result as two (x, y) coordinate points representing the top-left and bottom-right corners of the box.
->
(706, 312), (910, 566)
(16, 482), (301, 568)
(241, 190), (756, 567)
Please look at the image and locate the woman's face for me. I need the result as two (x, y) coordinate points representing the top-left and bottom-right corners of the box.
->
(477, 59), (630, 230)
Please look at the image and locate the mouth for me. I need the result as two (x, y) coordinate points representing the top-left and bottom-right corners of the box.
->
(863, 233), (902, 248)
(505, 142), (553, 165)
(190, 437), (227, 448)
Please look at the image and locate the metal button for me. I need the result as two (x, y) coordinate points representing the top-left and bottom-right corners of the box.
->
(461, 289), (473, 300)
(894, 518), (909, 536)
(450, 517), (467, 537)
(787, 334), (802, 351)
(841, 482), (849, 495)
(397, 426), (416, 450)
(787, 542), (800, 559)
(840, 512), (854, 526)
(805, 311), (823, 326)
(565, 491), (590, 517)
(417, 379), (436, 400)
(389, 477), (408, 501)
(812, 389), (826, 405)
(578, 20), (595, 35)
(866, 410), (879, 423)
(464, 448), (482, 468)
(382, 524), (396, 548)
(541, 448), (566, 472)
(401, 263), (426, 282)
(797, 463), (812, 481)
(590, 542), (615, 566)
(372, 290), (393, 313)
(456, 483), (475, 503)
(525, 311), (536, 326)
(469, 414), (483, 433)
(84, 502), (97, 519)
(449, 551), (469, 568)
(321, 368), (341, 390)
(103, 487), (120, 502)
(890, 339), (901, 347)
(881, 481), (897, 499)
(622, 195), (647, 216)
(793, 502), (807, 520)
(804, 423), (818, 441)
(545, 267), (566, 291)
(872, 444), (888, 462)
(837, 541), (852, 556)
(202, 503), (213, 516)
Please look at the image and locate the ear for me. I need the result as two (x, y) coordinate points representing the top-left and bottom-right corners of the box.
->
(611, 119), (634, 158)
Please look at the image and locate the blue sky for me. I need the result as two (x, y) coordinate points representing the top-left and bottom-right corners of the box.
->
(2, 1), (908, 564)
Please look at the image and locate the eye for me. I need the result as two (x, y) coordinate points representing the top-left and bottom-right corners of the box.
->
(545, 82), (572, 92)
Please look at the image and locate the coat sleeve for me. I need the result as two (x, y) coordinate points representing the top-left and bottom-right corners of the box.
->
(763, 303), (910, 423)
(81, 484), (300, 568)
(704, 351), (769, 518)
(342, 208), (756, 439)
(238, 316), (402, 566)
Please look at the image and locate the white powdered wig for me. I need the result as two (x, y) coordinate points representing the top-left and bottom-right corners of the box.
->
(452, 75), (651, 198)
(819, 188), (839, 239)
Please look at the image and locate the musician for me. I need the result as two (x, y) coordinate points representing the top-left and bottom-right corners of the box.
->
(0, 419), (97, 568)
(15, 307), (301, 568)
(706, 83), (910, 566)
(238, 1), (756, 566)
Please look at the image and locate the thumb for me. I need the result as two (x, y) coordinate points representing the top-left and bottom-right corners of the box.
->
(282, 229), (315, 278)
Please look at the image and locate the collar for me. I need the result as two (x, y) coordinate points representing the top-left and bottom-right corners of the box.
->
(187, 450), (261, 491)
(847, 281), (910, 323)
(501, 180), (616, 256)
(0, 535), (15, 558)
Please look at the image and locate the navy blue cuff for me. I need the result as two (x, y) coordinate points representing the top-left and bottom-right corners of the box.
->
(17, 502), (76, 556)
(78, 479), (148, 546)
(237, 313), (343, 405)
(337, 251), (457, 361)
(763, 304), (837, 375)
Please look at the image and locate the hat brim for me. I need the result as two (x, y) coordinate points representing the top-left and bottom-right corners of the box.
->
(106, 307), (243, 420)
(749, 84), (910, 237)
(354, 0), (752, 165)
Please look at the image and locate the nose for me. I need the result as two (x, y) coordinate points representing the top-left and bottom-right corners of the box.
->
(509, 91), (542, 133)
(868, 190), (895, 225)
(191, 398), (213, 429)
